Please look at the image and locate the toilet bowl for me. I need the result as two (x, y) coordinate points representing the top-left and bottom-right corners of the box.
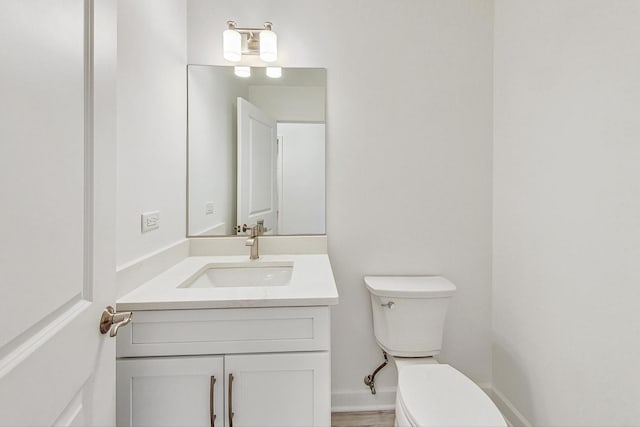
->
(365, 276), (506, 427)
(395, 363), (505, 427)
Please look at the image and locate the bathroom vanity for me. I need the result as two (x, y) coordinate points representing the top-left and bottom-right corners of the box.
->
(115, 254), (338, 427)
(114, 64), (334, 427)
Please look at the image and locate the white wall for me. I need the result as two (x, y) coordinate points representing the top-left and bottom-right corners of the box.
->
(493, 1), (640, 425)
(188, 66), (248, 236)
(115, 1), (640, 420)
(188, 0), (494, 407)
(248, 85), (325, 122)
(116, 0), (187, 267)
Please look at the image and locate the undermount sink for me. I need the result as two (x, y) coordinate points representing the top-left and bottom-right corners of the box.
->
(179, 261), (294, 288)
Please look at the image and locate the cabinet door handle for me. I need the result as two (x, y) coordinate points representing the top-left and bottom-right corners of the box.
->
(228, 373), (234, 427)
(209, 376), (216, 427)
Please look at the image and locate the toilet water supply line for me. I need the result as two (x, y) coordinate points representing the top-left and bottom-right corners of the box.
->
(364, 351), (388, 395)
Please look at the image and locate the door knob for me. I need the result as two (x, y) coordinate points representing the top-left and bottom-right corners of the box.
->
(99, 306), (132, 337)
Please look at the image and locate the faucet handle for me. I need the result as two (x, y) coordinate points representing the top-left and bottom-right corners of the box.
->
(235, 223), (260, 237)
(236, 222), (267, 236)
(235, 224), (256, 233)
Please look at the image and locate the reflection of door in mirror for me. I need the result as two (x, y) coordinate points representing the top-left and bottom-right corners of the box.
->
(237, 98), (278, 234)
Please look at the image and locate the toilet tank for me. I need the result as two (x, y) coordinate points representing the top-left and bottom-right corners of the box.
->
(364, 276), (456, 357)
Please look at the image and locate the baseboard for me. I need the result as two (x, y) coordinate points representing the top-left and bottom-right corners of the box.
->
(331, 388), (396, 413)
(487, 386), (532, 427)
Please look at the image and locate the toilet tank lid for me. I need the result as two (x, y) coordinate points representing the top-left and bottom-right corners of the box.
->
(364, 276), (456, 298)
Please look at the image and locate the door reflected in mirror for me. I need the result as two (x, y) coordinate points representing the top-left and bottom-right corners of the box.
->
(187, 65), (326, 237)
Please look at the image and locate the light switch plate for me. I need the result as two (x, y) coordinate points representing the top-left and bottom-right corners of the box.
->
(141, 211), (160, 233)
(205, 202), (214, 215)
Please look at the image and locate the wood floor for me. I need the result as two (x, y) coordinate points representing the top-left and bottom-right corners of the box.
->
(331, 410), (395, 427)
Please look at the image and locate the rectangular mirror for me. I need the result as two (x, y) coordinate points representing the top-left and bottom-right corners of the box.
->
(187, 65), (326, 237)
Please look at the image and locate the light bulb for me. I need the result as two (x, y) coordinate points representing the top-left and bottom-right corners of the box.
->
(223, 29), (241, 62)
(266, 66), (282, 78)
(259, 30), (277, 62)
(234, 66), (251, 78)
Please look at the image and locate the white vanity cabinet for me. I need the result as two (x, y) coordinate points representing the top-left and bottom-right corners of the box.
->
(116, 306), (331, 427)
(117, 356), (224, 427)
(224, 352), (329, 427)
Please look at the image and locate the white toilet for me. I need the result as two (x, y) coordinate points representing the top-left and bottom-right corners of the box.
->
(365, 276), (506, 427)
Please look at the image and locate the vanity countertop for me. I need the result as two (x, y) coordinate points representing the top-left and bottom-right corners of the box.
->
(116, 254), (339, 311)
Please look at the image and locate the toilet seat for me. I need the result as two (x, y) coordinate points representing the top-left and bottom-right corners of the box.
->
(396, 364), (506, 427)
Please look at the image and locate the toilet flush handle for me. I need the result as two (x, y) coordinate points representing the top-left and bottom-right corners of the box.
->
(380, 301), (395, 309)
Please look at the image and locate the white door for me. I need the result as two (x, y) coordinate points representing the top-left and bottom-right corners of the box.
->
(237, 98), (278, 233)
(225, 352), (330, 427)
(117, 356), (225, 427)
(0, 1), (117, 426)
(277, 123), (326, 235)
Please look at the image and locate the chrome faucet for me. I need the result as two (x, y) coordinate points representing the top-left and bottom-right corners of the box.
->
(235, 220), (265, 260)
(245, 225), (259, 260)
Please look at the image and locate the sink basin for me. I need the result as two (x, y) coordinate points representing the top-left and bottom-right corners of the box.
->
(179, 261), (294, 288)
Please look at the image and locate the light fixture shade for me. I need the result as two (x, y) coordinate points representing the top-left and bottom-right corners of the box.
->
(266, 66), (282, 78)
(223, 29), (241, 62)
(259, 30), (278, 62)
(234, 66), (251, 78)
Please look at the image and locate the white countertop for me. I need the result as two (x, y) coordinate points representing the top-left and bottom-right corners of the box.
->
(116, 254), (339, 311)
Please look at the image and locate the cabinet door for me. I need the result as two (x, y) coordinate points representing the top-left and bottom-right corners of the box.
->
(117, 356), (224, 427)
(225, 352), (330, 427)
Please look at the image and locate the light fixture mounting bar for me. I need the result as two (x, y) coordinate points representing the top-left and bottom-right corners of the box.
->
(227, 21), (273, 32)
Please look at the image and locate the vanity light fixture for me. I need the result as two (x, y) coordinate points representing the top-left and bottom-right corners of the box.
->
(223, 24), (242, 62)
(234, 66), (251, 78)
(259, 24), (278, 62)
(266, 66), (282, 78)
(223, 21), (278, 63)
